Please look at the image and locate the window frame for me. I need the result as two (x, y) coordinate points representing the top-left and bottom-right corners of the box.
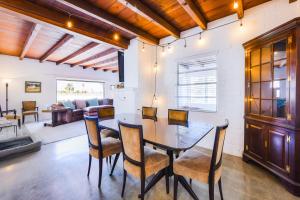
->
(176, 57), (218, 113)
(56, 79), (105, 102)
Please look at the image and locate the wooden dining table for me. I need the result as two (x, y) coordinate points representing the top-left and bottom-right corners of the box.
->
(99, 113), (214, 195)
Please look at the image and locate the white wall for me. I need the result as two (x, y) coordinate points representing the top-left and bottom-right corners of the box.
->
(135, 0), (300, 157)
(0, 55), (118, 121)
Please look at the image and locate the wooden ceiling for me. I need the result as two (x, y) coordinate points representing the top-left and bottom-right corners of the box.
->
(0, 0), (274, 72)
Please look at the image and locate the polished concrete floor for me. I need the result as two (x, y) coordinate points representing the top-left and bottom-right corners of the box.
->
(0, 135), (299, 200)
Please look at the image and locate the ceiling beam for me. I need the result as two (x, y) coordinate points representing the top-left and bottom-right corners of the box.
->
(71, 48), (117, 67)
(40, 34), (73, 62)
(0, 0), (129, 49)
(56, 0), (159, 45)
(236, 0), (244, 19)
(85, 56), (118, 69)
(177, 0), (207, 30)
(93, 63), (118, 71)
(56, 42), (98, 65)
(118, 0), (180, 38)
(20, 23), (42, 60)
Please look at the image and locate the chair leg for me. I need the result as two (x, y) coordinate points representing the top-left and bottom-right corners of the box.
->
(34, 114), (36, 122)
(140, 173), (145, 200)
(18, 119), (21, 128)
(209, 181), (214, 200)
(178, 176), (199, 200)
(121, 170), (127, 197)
(110, 153), (120, 176)
(37, 113), (39, 122)
(190, 178), (192, 186)
(165, 168), (169, 194)
(174, 175), (178, 200)
(87, 155), (92, 177)
(22, 115), (25, 124)
(218, 178), (224, 200)
(98, 159), (103, 188)
(109, 156), (112, 165)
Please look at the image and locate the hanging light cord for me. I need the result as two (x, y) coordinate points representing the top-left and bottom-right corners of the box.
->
(151, 46), (158, 107)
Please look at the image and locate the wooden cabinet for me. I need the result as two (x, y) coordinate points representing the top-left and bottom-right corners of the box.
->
(243, 18), (300, 196)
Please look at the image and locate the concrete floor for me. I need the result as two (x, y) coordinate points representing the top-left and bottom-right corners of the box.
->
(0, 135), (299, 200)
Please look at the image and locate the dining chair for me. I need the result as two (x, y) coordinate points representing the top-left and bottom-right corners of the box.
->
(142, 106), (157, 121)
(118, 121), (170, 200)
(22, 101), (39, 124)
(168, 109), (189, 157)
(84, 116), (122, 188)
(168, 109), (188, 123)
(0, 105), (21, 128)
(173, 120), (229, 200)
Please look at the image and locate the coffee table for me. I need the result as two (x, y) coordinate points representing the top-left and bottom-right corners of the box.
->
(0, 118), (18, 137)
(42, 108), (70, 127)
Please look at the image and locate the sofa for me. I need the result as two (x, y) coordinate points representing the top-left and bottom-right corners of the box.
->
(52, 98), (114, 123)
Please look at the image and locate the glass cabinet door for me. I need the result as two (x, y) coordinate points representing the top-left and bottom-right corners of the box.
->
(248, 39), (289, 119)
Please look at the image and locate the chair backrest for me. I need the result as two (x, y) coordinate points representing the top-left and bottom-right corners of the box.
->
(142, 106), (157, 120)
(22, 101), (36, 111)
(0, 105), (2, 117)
(98, 107), (115, 120)
(168, 109), (188, 122)
(118, 121), (144, 165)
(84, 116), (102, 153)
(209, 119), (229, 177)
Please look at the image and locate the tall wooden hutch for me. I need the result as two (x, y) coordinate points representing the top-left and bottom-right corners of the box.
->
(243, 18), (300, 196)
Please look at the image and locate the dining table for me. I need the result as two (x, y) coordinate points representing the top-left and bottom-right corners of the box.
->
(99, 113), (214, 195)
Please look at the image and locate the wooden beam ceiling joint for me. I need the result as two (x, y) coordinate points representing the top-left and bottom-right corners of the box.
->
(177, 0), (207, 30)
(40, 33), (73, 62)
(20, 23), (42, 60)
(118, 0), (180, 38)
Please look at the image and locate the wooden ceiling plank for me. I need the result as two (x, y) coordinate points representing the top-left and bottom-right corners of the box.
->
(40, 34), (73, 62)
(56, 42), (98, 65)
(20, 23), (42, 60)
(56, 0), (159, 45)
(85, 56), (118, 68)
(71, 48), (117, 67)
(237, 0), (244, 19)
(117, 0), (180, 38)
(0, 0), (129, 49)
(177, 0), (207, 30)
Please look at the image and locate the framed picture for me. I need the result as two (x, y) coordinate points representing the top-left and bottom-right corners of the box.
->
(25, 81), (41, 93)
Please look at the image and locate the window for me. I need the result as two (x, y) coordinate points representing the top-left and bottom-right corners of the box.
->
(177, 55), (217, 112)
(56, 79), (105, 101)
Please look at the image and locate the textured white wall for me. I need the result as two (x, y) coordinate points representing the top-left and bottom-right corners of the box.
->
(0, 55), (118, 121)
(136, 0), (300, 157)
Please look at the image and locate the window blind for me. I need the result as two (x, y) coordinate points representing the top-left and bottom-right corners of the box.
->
(177, 56), (217, 112)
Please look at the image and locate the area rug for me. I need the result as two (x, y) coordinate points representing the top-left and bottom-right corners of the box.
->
(24, 120), (86, 145)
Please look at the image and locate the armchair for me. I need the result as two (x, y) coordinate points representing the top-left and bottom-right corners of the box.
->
(22, 101), (39, 124)
(0, 105), (21, 128)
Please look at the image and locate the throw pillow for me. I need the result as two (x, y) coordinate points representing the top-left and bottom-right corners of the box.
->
(62, 100), (75, 109)
(75, 100), (86, 109)
(87, 98), (99, 107)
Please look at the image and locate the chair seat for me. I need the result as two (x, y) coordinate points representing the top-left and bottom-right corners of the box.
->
(22, 111), (38, 115)
(5, 115), (21, 120)
(124, 146), (169, 178)
(174, 149), (222, 184)
(101, 129), (118, 138)
(89, 137), (122, 158)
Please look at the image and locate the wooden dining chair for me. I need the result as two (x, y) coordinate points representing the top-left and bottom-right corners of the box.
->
(142, 106), (157, 121)
(84, 116), (122, 188)
(118, 121), (170, 200)
(98, 106), (118, 138)
(173, 120), (229, 200)
(22, 101), (39, 124)
(168, 109), (188, 123)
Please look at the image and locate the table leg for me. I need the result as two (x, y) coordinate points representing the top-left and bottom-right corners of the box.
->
(166, 149), (174, 176)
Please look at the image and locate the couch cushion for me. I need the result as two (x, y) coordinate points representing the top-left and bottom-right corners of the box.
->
(87, 98), (99, 107)
(62, 100), (75, 109)
(75, 100), (86, 109)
